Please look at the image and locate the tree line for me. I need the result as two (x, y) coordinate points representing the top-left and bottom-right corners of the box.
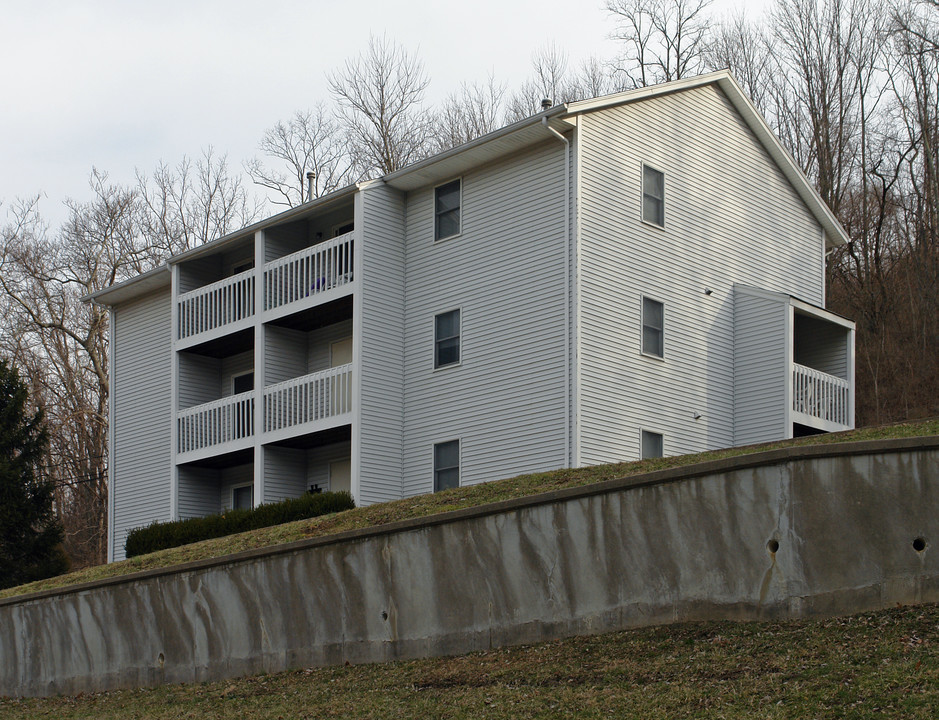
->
(1, 0), (935, 570)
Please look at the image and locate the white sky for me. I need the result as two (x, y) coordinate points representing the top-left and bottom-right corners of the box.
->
(0, 0), (767, 227)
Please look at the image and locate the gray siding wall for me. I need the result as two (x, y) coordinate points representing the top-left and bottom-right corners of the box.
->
(178, 255), (221, 293)
(219, 464), (255, 511)
(177, 353), (219, 409)
(264, 447), (307, 503)
(734, 288), (789, 445)
(358, 185), (407, 504)
(401, 141), (570, 497)
(111, 288), (173, 561)
(306, 441), (352, 491)
(577, 84), (824, 463)
(177, 467), (220, 519)
(308, 319), (354, 372)
(220, 351), (253, 398)
(794, 315), (848, 378)
(265, 326), (307, 385)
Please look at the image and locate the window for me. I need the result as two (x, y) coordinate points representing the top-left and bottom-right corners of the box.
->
(434, 440), (460, 492)
(435, 179), (461, 241)
(434, 309), (461, 368)
(641, 430), (663, 459)
(642, 164), (664, 227)
(232, 484), (254, 510)
(641, 297), (664, 358)
(232, 371), (254, 395)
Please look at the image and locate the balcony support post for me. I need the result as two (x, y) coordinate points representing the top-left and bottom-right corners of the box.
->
(170, 263), (181, 521)
(254, 230), (266, 508)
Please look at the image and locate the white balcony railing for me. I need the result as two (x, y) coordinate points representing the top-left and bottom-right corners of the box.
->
(264, 232), (354, 312)
(263, 365), (352, 433)
(792, 363), (850, 426)
(177, 391), (255, 455)
(177, 269), (255, 340)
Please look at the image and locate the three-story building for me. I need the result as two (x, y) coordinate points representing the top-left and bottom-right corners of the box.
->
(89, 71), (855, 561)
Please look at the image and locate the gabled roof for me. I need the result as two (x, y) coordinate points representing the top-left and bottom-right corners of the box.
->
(86, 70), (847, 307)
(560, 70), (848, 248)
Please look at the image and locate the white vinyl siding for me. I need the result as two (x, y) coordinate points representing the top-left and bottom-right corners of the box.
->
(220, 351), (253, 398)
(177, 466), (221, 519)
(264, 446), (307, 504)
(577, 83), (825, 464)
(219, 464), (256, 511)
(265, 326), (308, 385)
(306, 440), (352, 492)
(402, 140), (569, 496)
(733, 287), (789, 446)
(177, 353), (220, 409)
(308, 319), (354, 372)
(110, 288), (173, 560)
(357, 184), (407, 504)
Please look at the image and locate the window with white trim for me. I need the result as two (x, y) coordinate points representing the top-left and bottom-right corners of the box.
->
(642, 164), (665, 227)
(434, 440), (460, 491)
(641, 430), (663, 459)
(435, 179), (461, 241)
(434, 309), (460, 368)
(641, 297), (664, 358)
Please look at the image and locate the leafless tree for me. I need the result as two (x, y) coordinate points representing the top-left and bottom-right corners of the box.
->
(245, 104), (354, 207)
(137, 147), (261, 257)
(607, 0), (714, 88)
(0, 176), (144, 567)
(706, 12), (775, 116)
(328, 35), (432, 176)
(0, 151), (260, 567)
(769, 0), (888, 217)
(506, 44), (590, 120)
(433, 74), (508, 152)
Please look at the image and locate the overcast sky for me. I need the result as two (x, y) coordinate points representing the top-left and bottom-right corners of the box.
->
(0, 0), (766, 228)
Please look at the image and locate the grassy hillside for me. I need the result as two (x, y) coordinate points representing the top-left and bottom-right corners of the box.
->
(2, 418), (937, 601)
(1, 602), (936, 718)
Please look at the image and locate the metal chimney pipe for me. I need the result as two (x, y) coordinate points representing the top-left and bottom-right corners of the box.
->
(306, 171), (316, 202)
(541, 98), (552, 111)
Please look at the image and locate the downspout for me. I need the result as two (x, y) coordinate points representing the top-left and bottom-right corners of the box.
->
(542, 116), (575, 468)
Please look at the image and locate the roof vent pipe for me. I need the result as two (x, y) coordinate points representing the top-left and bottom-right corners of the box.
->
(541, 98), (552, 111)
(306, 171), (316, 202)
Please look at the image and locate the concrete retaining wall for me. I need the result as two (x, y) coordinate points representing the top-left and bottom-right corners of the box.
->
(2, 437), (937, 697)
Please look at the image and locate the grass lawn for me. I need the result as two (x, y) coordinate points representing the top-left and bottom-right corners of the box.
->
(1, 602), (936, 718)
(2, 418), (937, 602)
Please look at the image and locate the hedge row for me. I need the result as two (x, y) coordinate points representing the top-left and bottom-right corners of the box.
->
(124, 491), (355, 558)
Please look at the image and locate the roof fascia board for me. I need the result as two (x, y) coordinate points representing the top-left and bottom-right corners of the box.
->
(382, 109), (573, 190)
(167, 184), (359, 266)
(83, 264), (171, 306)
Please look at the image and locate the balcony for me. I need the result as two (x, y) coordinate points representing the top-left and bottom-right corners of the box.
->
(178, 391), (255, 458)
(263, 365), (353, 440)
(264, 232), (354, 316)
(175, 231), (355, 345)
(792, 363), (851, 431)
(177, 269), (255, 342)
(176, 365), (352, 460)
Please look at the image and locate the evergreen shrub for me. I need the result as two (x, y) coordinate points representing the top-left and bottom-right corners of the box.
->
(124, 491), (354, 558)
